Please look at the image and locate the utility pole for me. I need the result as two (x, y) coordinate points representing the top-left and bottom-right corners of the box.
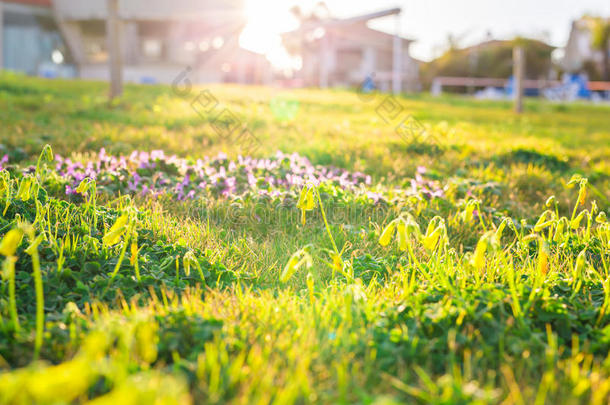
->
(319, 34), (329, 88)
(391, 11), (402, 94)
(0, 1), (4, 71)
(513, 45), (524, 113)
(107, 0), (122, 100)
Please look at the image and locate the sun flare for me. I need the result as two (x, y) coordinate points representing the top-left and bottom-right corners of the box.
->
(239, 0), (301, 71)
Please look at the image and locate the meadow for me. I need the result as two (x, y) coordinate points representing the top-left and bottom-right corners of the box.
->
(0, 71), (609, 404)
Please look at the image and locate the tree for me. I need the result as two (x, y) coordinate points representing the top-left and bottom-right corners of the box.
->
(107, 0), (123, 100)
(419, 38), (554, 90)
(589, 17), (610, 81)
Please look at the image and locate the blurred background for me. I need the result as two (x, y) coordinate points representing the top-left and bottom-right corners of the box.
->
(0, 0), (609, 101)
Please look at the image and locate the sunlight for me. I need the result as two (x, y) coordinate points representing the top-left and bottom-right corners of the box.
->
(239, 0), (301, 71)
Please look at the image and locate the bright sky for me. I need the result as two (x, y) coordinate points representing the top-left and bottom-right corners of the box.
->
(240, 0), (610, 69)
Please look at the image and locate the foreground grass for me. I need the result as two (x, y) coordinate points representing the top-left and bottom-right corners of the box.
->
(0, 74), (609, 404)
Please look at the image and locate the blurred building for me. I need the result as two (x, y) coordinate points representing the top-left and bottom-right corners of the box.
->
(282, 8), (420, 92)
(51, 0), (271, 84)
(0, 0), (74, 77)
(424, 39), (555, 84)
(562, 17), (610, 80)
(2, 1), (423, 90)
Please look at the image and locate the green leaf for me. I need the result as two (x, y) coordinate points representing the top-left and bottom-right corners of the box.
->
(16, 176), (34, 201)
(24, 234), (44, 255)
(76, 178), (92, 194)
(40, 144), (54, 165)
(534, 210), (554, 232)
(470, 231), (492, 271)
(403, 214), (421, 239)
(102, 214), (129, 246)
(280, 255), (300, 283)
(183, 250), (201, 278)
(495, 218), (508, 240)
(297, 186), (315, 210)
(577, 180), (587, 206)
(422, 228), (441, 251)
(280, 249), (312, 283)
(553, 217), (568, 242)
(297, 186), (316, 226)
(396, 219), (408, 251)
(570, 210), (587, 230)
(538, 240), (551, 275)
(0, 228), (24, 257)
(574, 249), (587, 276)
(304, 187), (315, 210)
(567, 174), (582, 187)
(378, 220), (397, 247)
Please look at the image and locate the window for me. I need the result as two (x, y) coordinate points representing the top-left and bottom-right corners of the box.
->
(142, 39), (163, 59)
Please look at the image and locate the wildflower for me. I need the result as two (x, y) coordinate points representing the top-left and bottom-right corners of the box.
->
(0, 155), (8, 170)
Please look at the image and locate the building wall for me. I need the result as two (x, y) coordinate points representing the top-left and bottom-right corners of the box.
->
(563, 19), (610, 75)
(52, 0), (269, 85)
(331, 41), (419, 91)
(290, 24), (420, 92)
(78, 63), (220, 84)
(52, 0), (244, 21)
(1, 1), (74, 76)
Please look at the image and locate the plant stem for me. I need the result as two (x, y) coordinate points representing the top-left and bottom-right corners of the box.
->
(102, 232), (131, 298)
(26, 232), (44, 361)
(4, 257), (19, 333)
(315, 188), (339, 255)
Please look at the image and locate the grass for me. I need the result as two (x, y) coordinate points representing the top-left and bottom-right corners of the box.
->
(0, 72), (609, 404)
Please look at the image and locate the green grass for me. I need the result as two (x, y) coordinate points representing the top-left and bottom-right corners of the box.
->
(0, 72), (609, 404)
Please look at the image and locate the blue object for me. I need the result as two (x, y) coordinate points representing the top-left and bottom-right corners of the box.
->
(40, 69), (58, 79)
(140, 76), (157, 84)
(506, 76), (538, 97)
(361, 74), (376, 92)
(566, 74), (591, 98)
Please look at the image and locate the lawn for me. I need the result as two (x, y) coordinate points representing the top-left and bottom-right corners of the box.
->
(0, 71), (609, 404)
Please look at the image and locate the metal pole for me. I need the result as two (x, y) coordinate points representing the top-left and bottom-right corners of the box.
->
(320, 34), (329, 88)
(392, 11), (402, 94)
(513, 45), (524, 113)
(0, 1), (4, 71)
(107, 0), (122, 99)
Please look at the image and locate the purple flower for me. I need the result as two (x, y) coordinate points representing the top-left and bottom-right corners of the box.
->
(0, 155), (8, 170)
(127, 173), (141, 192)
(366, 191), (382, 204)
(52, 147), (427, 203)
